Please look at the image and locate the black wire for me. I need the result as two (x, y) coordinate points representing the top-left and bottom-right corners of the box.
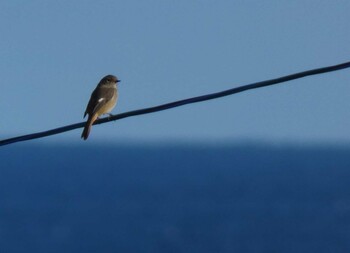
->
(1, 61), (350, 146)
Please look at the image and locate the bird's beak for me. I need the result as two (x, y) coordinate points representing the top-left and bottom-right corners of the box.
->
(117, 80), (121, 83)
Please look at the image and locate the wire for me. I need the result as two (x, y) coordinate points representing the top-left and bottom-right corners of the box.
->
(1, 61), (350, 146)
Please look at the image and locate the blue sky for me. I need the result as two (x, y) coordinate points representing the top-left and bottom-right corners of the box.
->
(0, 1), (349, 144)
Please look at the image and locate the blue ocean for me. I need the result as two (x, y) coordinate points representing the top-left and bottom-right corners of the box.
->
(1, 142), (349, 252)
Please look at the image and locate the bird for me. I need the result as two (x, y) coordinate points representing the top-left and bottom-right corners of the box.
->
(81, 75), (120, 140)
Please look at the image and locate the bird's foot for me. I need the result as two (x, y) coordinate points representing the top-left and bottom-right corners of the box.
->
(107, 113), (114, 120)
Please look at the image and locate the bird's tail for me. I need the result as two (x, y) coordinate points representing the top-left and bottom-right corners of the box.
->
(81, 114), (98, 140)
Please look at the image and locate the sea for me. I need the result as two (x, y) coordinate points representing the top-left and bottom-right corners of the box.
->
(1, 142), (349, 252)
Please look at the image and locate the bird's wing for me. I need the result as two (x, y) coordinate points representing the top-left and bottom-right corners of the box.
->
(84, 87), (116, 117)
(83, 89), (98, 118)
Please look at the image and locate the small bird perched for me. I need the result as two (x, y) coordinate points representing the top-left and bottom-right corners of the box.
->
(81, 75), (120, 140)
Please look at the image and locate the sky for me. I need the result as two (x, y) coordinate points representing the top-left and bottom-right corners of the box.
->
(0, 1), (349, 144)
